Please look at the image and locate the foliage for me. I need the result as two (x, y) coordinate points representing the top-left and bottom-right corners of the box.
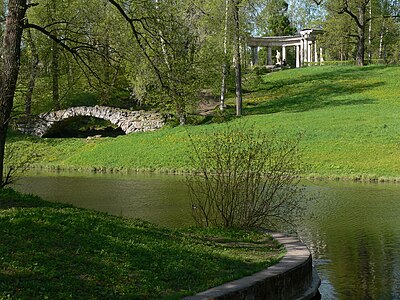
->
(287, 0), (326, 30)
(315, 0), (400, 64)
(265, 0), (297, 36)
(1, 0), (247, 189)
(319, 9), (355, 61)
(0, 188), (284, 299)
(9, 0), (232, 120)
(252, 0), (296, 36)
(185, 125), (306, 229)
(14, 0), (134, 114)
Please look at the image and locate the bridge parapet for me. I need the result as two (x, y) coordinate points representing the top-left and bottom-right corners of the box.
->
(15, 106), (165, 137)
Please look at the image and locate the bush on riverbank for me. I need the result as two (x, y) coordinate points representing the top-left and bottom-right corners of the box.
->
(187, 125), (306, 229)
(6, 65), (400, 181)
(0, 189), (284, 299)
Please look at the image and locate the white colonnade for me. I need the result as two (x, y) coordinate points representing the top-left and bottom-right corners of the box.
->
(248, 29), (324, 68)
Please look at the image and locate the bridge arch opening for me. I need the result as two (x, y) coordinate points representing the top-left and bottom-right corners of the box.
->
(42, 116), (126, 138)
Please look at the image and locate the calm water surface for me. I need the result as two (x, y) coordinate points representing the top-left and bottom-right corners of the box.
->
(12, 172), (400, 300)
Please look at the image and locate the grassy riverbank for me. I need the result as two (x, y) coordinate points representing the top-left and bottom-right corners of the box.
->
(0, 189), (283, 299)
(7, 64), (400, 181)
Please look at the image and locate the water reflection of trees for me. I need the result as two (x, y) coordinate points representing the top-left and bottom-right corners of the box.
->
(298, 184), (400, 299)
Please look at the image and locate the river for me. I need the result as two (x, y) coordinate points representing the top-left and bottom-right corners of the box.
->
(12, 171), (400, 299)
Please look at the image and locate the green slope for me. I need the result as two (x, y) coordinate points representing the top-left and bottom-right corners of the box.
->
(8, 64), (400, 180)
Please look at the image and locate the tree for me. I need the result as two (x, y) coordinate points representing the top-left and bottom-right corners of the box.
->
(1, 0), (286, 185)
(231, 0), (243, 117)
(339, 0), (370, 66)
(0, 0), (165, 185)
(1, 143), (39, 187)
(372, 0), (400, 62)
(186, 126), (306, 229)
(0, 0), (29, 186)
(1, 0), (227, 185)
(314, 0), (400, 64)
(261, 0), (297, 36)
(49, 1), (60, 110)
(287, 0), (326, 30)
(23, 23), (39, 116)
(108, 0), (217, 124)
(319, 7), (355, 61)
(23, 0), (129, 111)
(219, 0), (230, 111)
(202, 0), (245, 115)
(313, 0), (371, 66)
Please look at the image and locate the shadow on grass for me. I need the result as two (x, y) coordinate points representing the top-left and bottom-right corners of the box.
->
(0, 189), (70, 209)
(242, 65), (388, 116)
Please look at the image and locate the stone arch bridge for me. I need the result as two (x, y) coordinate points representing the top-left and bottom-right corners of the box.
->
(16, 106), (165, 137)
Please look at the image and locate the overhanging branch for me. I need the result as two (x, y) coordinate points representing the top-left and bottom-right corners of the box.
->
(24, 23), (108, 84)
(107, 0), (165, 87)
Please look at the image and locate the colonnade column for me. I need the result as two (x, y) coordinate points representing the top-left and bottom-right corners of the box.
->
(300, 40), (304, 66)
(282, 46), (286, 64)
(314, 41), (318, 64)
(267, 46), (272, 65)
(251, 46), (258, 67)
(296, 44), (301, 68)
(320, 47), (324, 64)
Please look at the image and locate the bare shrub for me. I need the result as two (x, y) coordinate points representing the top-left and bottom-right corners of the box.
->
(2, 142), (40, 188)
(186, 125), (306, 229)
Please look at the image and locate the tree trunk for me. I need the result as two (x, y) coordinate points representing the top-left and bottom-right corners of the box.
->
(220, 62), (228, 111)
(232, 0), (242, 117)
(155, 0), (170, 70)
(337, 0), (369, 66)
(100, 37), (115, 104)
(379, 19), (385, 60)
(25, 25), (39, 116)
(52, 40), (60, 110)
(356, 4), (367, 66)
(219, 0), (229, 111)
(357, 26), (366, 66)
(0, 0), (27, 186)
(368, 2), (372, 62)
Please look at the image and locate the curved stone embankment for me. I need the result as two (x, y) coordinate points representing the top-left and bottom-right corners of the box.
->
(184, 233), (320, 300)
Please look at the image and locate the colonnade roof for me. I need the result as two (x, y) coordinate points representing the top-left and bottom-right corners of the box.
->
(248, 29), (323, 47)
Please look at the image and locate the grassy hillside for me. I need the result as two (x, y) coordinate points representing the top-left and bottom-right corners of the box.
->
(8, 64), (400, 180)
(241, 65), (400, 180)
(0, 189), (283, 299)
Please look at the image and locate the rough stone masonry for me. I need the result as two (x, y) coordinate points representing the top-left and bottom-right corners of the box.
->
(15, 106), (165, 137)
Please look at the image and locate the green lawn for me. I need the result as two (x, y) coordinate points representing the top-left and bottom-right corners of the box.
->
(241, 65), (400, 180)
(8, 64), (400, 180)
(0, 189), (283, 299)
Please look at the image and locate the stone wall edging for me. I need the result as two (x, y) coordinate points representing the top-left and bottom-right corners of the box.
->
(183, 232), (320, 300)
